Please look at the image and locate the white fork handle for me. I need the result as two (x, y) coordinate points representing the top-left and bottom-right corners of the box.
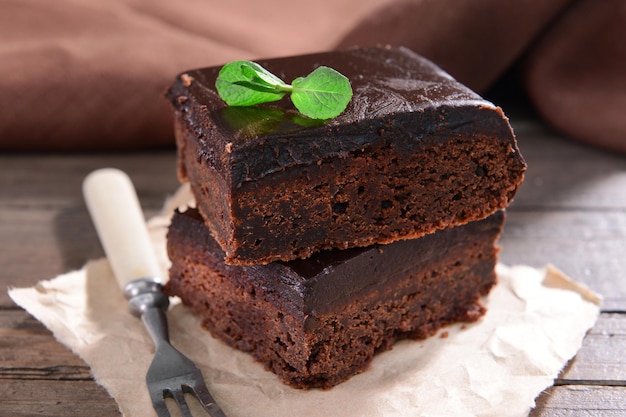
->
(83, 168), (163, 290)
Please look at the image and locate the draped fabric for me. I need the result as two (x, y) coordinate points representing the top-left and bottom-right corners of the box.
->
(1, 0), (624, 152)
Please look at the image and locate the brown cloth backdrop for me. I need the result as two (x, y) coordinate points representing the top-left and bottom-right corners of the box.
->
(1, 0), (624, 152)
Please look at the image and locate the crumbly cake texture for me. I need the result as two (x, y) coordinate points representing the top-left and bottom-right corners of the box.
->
(165, 46), (526, 266)
(165, 208), (505, 389)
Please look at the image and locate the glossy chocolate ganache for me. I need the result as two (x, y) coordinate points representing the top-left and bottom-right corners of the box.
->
(167, 45), (522, 188)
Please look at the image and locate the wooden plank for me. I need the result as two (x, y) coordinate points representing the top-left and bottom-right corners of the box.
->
(0, 206), (162, 308)
(0, 310), (91, 380)
(0, 380), (121, 417)
(0, 310), (121, 416)
(499, 210), (626, 311)
(0, 153), (179, 308)
(0, 152), (179, 210)
(559, 313), (626, 384)
(511, 122), (626, 210)
(0, 208), (102, 308)
(530, 385), (626, 417)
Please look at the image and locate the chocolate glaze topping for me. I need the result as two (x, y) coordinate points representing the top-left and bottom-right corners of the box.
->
(173, 208), (505, 316)
(293, 210), (504, 316)
(166, 46), (519, 188)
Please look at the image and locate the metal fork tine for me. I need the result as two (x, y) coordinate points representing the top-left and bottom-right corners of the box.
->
(150, 393), (172, 417)
(171, 390), (194, 417)
(189, 382), (227, 417)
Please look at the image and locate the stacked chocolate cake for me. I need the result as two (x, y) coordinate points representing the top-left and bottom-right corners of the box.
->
(164, 46), (526, 389)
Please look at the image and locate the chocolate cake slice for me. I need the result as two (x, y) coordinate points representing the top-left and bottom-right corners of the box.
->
(165, 46), (525, 265)
(165, 208), (505, 389)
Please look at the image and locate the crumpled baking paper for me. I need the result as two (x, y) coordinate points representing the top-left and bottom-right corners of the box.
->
(9, 185), (601, 417)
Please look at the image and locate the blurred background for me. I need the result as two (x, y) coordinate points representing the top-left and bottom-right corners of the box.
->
(0, 0), (624, 152)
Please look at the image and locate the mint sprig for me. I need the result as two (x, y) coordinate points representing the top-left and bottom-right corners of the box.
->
(215, 61), (352, 120)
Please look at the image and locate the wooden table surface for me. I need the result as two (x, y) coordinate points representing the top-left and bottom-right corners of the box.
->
(2, 114), (626, 416)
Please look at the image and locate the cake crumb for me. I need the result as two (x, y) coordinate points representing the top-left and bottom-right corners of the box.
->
(440, 331), (449, 339)
(225, 142), (233, 154)
(181, 73), (194, 87)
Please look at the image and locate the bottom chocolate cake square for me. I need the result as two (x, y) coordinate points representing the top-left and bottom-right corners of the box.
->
(165, 209), (505, 389)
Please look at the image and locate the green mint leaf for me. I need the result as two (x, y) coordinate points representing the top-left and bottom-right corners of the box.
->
(216, 61), (290, 106)
(215, 61), (353, 119)
(290, 66), (352, 119)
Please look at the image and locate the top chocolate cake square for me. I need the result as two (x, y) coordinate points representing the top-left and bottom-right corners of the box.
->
(166, 46), (526, 265)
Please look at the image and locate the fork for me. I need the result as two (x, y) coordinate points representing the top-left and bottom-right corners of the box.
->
(83, 168), (227, 417)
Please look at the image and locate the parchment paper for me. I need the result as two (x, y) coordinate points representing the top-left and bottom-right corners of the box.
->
(9, 185), (601, 417)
